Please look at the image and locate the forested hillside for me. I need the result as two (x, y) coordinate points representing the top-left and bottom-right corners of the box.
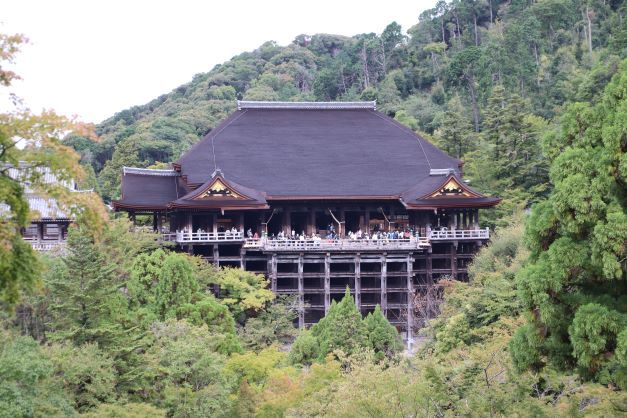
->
(67, 0), (625, 226)
(1, 0), (626, 416)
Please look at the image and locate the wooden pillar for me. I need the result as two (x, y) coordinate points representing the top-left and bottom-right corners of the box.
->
(298, 254), (305, 328)
(340, 209), (345, 236)
(152, 213), (158, 232)
(407, 254), (414, 345)
(213, 245), (219, 266)
(270, 254), (277, 293)
(212, 213), (218, 234)
(238, 213), (245, 232)
(451, 242), (458, 280)
(187, 213), (193, 232)
(324, 253), (331, 313)
(381, 254), (387, 314)
(284, 210), (291, 234)
(426, 248), (433, 283)
(240, 248), (246, 269)
(365, 210), (371, 234)
(354, 253), (361, 310)
(306, 208), (314, 236)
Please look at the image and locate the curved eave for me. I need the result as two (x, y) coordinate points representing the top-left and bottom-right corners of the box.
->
(266, 195), (399, 201)
(167, 202), (270, 210)
(404, 197), (501, 209)
(112, 200), (168, 211)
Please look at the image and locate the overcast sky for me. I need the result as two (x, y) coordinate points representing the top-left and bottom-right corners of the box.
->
(2, 0), (435, 124)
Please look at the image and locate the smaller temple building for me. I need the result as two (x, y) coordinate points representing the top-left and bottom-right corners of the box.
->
(4, 165), (85, 252)
(113, 101), (500, 341)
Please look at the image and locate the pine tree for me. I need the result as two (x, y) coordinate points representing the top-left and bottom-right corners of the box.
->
(47, 227), (126, 347)
(511, 62), (627, 386)
(434, 95), (475, 159)
(364, 304), (403, 361)
(311, 288), (368, 357)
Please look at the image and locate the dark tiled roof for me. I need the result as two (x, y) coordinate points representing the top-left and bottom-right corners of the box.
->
(113, 171), (181, 209)
(177, 108), (462, 197)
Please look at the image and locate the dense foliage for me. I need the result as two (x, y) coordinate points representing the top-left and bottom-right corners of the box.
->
(511, 60), (627, 387)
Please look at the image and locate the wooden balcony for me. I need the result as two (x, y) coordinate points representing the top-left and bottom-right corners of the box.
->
(428, 228), (490, 240)
(29, 241), (67, 252)
(162, 231), (245, 243)
(243, 237), (431, 252)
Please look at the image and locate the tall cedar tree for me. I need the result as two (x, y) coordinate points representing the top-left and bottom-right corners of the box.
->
(511, 62), (627, 385)
(47, 227), (126, 347)
(363, 304), (403, 361)
(311, 288), (368, 357)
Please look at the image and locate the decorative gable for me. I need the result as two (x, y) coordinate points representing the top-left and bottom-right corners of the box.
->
(425, 176), (480, 199)
(193, 178), (246, 200)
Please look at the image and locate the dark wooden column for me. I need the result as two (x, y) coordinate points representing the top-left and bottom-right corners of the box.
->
(284, 210), (291, 234)
(298, 254), (305, 328)
(451, 242), (458, 280)
(354, 253), (361, 309)
(407, 253), (414, 343)
(308, 208), (316, 236)
(270, 253), (278, 292)
(381, 253), (387, 314)
(324, 253), (331, 313)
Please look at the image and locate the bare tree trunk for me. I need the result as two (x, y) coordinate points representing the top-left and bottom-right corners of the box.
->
(361, 44), (370, 89)
(466, 75), (480, 132)
(474, 14), (479, 46)
(489, 0), (493, 23)
(441, 18), (446, 42)
(455, 14), (462, 47)
(586, 5), (593, 59)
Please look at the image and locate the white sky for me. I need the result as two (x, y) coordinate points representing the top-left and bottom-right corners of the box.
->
(2, 0), (435, 124)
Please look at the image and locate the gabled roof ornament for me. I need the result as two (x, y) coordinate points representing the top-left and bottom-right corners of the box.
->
(211, 168), (224, 178)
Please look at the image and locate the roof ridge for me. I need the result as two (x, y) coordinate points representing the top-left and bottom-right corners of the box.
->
(123, 167), (179, 176)
(237, 101), (377, 110)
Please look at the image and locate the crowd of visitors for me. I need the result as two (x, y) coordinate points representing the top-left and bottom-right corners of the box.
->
(178, 224), (422, 243)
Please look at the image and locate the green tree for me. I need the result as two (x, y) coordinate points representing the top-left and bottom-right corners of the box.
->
(46, 227), (126, 347)
(363, 304), (403, 361)
(433, 95), (475, 158)
(512, 62), (627, 385)
(211, 267), (274, 320)
(239, 295), (299, 350)
(154, 253), (198, 320)
(44, 343), (116, 412)
(289, 329), (321, 366)
(311, 288), (368, 358)
(0, 330), (73, 418)
(128, 248), (167, 308)
(144, 320), (235, 417)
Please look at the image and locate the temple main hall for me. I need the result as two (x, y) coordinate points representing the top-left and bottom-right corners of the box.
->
(113, 101), (500, 341)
